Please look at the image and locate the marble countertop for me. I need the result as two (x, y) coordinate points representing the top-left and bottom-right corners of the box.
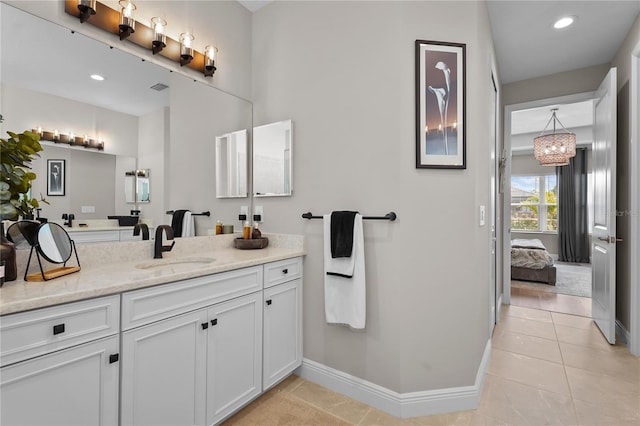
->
(0, 234), (305, 316)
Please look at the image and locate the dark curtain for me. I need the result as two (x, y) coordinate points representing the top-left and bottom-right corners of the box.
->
(557, 147), (590, 263)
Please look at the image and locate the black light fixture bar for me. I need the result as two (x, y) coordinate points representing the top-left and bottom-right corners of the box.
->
(65, 0), (207, 74)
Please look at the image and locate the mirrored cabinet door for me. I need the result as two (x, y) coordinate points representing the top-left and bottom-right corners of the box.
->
(253, 120), (293, 197)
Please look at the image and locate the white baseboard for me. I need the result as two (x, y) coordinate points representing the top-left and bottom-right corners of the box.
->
(295, 339), (491, 419)
(615, 319), (630, 346)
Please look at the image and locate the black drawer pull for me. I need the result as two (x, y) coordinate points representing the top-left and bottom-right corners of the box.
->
(53, 324), (65, 335)
(211, 319), (218, 326)
(266, 299), (272, 306)
(282, 268), (288, 274)
(109, 354), (119, 364)
(201, 322), (209, 330)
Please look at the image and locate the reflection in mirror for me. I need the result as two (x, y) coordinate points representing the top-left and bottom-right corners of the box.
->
(125, 169), (151, 203)
(216, 130), (248, 198)
(253, 120), (293, 197)
(136, 169), (150, 203)
(1, 3), (253, 231)
(37, 223), (72, 264)
(125, 172), (136, 204)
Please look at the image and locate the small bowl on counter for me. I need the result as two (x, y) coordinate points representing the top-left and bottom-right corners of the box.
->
(233, 237), (269, 250)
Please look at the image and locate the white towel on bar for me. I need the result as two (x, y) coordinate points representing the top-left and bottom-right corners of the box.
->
(182, 211), (195, 237)
(323, 213), (366, 329)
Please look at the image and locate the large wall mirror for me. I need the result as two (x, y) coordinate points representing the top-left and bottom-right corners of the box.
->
(253, 120), (293, 197)
(0, 3), (253, 231)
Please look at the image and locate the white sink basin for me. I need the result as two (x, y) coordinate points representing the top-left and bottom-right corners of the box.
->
(135, 257), (215, 273)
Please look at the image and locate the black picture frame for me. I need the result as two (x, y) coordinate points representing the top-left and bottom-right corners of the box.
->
(415, 39), (466, 169)
(47, 159), (65, 196)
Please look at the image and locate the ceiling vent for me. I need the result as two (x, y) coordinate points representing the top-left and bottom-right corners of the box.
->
(150, 83), (169, 91)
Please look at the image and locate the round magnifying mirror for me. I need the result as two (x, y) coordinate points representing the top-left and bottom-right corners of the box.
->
(6, 221), (41, 249)
(36, 223), (72, 263)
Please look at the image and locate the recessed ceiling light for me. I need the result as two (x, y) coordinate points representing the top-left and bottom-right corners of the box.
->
(554, 16), (576, 29)
(90, 74), (105, 81)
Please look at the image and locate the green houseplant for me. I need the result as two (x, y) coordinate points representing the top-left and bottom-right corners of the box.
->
(0, 130), (48, 221)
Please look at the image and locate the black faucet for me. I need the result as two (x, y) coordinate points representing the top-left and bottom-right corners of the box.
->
(133, 223), (150, 240)
(62, 213), (74, 227)
(154, 225), (175, 259)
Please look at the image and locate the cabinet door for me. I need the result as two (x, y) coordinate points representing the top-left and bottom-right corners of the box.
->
(263, 278), (302, 390)
(121, 310), (208, 426)
(206, 292), (262, 425)
(0, 335), (119, 426)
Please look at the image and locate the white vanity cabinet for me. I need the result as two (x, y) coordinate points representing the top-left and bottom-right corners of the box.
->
(120, 266), (264, 426)
(206, 292), (263, 425)
(0, 296), (121, 426)
(263, 258), (303, 390)
(121, 309), (208, 426)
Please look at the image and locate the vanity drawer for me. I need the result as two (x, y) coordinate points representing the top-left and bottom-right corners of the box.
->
(122, 265), (263, 330)
(264, 257), (303, 288)
(0, 295), (120, 367)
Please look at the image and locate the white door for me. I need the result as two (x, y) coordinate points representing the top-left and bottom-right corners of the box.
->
(592, 67), (618, 344)
(206, 292), (262, 426)
(121, 310), (208, 426)
(0, 336), (119, 426)
(263, 279), (303, 390)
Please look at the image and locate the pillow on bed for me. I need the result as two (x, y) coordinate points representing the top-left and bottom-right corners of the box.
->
(511, 238), (546, 250)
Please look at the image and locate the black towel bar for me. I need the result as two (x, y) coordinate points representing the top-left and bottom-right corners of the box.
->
(301, 212), (397, 221)
(166, 210), (211, 217)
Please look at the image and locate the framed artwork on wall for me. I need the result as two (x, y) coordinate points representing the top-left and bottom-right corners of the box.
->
(47, 159), (65, 196)
(415, 39), (466, 169)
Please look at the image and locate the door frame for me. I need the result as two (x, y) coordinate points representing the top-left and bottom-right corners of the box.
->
(630, 40), (640, 356)
(489, 66), (500, 334)
(502, 91), (596, 305)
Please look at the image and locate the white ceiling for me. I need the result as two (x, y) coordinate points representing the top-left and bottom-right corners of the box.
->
(487, 0), (640, 84)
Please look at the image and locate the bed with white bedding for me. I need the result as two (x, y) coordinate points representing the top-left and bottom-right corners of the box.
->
(511, 238), (556, 285)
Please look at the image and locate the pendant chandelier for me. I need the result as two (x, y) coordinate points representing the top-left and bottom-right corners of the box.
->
(533, 108), (576, 166)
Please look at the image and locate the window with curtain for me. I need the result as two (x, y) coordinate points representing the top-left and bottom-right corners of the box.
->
(511, 175), (558, 232)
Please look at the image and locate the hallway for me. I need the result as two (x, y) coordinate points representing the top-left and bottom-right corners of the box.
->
(225, 305), (639, 425)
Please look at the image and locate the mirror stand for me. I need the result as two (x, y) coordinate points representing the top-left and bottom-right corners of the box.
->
(24, 241), (81, 282)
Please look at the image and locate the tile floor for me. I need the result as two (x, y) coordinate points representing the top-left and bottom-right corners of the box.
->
(224, 305), (640, 425)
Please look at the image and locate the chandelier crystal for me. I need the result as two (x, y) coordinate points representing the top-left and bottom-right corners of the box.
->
(533, 108), (576, 166)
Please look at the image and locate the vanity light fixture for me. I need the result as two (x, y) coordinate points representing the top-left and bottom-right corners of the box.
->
(179, 32), (195, 66)
(204, 45), (217, 77)
(151, 17), (167, 55)
(65, 1), (217, 75)
(33, 128), (105, 151)
(77, 0), (96, 23)
(533, 108), (576, 166)
(118, 0), (136, 40)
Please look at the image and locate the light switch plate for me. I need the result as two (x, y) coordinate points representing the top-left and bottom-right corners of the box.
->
(81, 206), (95, 213)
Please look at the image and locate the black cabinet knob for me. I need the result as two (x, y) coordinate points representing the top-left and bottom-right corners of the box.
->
(211, 319), (218, 326)
(53, 324), (65, 335)
(266, 299), (272, 306)
(282, 268), (288, 274)
(201, 322), (209, 330)
(109, 354), (119, 364)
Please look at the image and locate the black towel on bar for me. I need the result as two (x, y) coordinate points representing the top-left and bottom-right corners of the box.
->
(171, 209), (188, 237)
(330, 211), (358, 258)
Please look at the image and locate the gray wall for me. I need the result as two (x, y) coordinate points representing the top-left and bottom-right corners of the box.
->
(611, 13), (640, 333)
(252, 1), (497, 393)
